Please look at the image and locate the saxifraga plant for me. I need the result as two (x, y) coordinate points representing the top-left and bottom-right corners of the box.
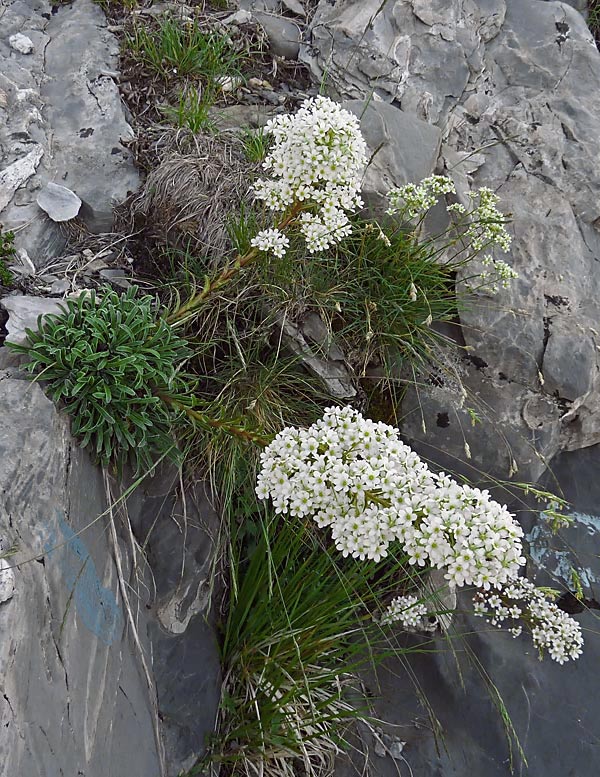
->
(8, 286), (191, 472)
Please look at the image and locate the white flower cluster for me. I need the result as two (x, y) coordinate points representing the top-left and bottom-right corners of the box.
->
(479, 255), (519, 293)
(465, 187), (512, 252)
(473, 578), (584, 664)
(386, 176), (516, 291)
(387, 176), (456, 220)
(387, 178), (511, 252)
(252, 96), (367, 254)
(256, 406), (525, 588)
(250, 228), (290, 259)
(380, 594), (429, 628)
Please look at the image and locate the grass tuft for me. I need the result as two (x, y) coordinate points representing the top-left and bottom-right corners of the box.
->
(160, 87), (215, 134)
(240, 126), (271, 163)
(589, 1), (600, 44)
(125, 15), (244, 83)
(0, 228), (16, 287)
(206, 507), (423, 777)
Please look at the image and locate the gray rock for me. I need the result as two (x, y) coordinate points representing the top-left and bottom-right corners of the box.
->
(222, 9), (254, 25)
(239, 0), (279, 11)
(361, 447), (600, 777)
(41, 1), (139, 233)
(555, 0), (588, 13)
(400, 362), (563, 484)
(36, 181), (82, 222)
(8, 33), (33, 54)
(0, 294), (63, 347)
(253, 11), (302, 59)
(542, 321), (597, 401)
(49, 278), (70, 295)
(373, 732), (406, 760)
(275, 309), (357, 400)
(281, 0), (306, 17)
(344, 100), (441, 208)
(99, 267), (131, 289)
(0, 0), (139, 265)
(304, 0), (600, 479)
(125, 468), (222, 773)
(0, 145), (44, 213)
(0, 367), (222, 776)
(0, 374), (162, 777)
(208, 103), (280, 130)
(302, 4), (600, 773)
(0, 558), (15, 604)
(12, 188), (33, 206)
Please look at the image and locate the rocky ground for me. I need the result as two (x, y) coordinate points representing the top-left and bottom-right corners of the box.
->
(2, 0), (600, 775)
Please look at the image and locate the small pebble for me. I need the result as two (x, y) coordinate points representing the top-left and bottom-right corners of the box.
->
(49, 279), (70, 296)
(9, 33), (34, 55)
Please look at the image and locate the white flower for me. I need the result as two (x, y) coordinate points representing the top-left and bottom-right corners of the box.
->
(250, 228), (290, 258)
(380, 594), (429, 629)
(387, 178), (513, 271)
(252, 96), (367, 253)
(387, 176), (456, 219)
(473, 578), (584, 663)
(475, 255), (519, 294)
(256, 406), (525, 589)
(464, 187), (512, 253)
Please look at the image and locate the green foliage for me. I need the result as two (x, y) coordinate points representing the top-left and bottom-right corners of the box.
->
(240, 126), (270, 163)
(8, 286), (191, 473)
(178, 296), (336, 517)
(126, 15), (244, 83)
(210, 508), (421, 777)
(0, 228), (16, 287)
(253, 217), (466, 387)
(318, 222), (459, 365)
(225, 203), (263, 256)
(160, 88), (214, 133)
(589, 1), (600, 42)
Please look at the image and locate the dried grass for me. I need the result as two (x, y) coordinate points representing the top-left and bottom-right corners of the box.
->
(127, 127), (260, 260)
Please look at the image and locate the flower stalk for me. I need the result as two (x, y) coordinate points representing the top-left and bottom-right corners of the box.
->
(160, 393), (270, 446)
(167, 202), (303, 325)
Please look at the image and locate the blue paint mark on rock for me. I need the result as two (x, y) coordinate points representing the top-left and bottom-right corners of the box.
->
(527, 511), (600, 590)
(44, 510), (122, 645)
(569, 511), (600, 536)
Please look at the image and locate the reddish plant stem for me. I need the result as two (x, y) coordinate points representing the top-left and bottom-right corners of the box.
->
(161, 394), (270, 447)
(168, 203), (302, 324)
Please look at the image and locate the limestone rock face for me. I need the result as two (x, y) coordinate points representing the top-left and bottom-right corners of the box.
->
(0, 0), (139, 267)
(302, 0), (600, 481)
(0, 372), (162, 777)
(0, 363), (220, 776)
(303, 3), (600, 774)
(344, 100), (442, 207)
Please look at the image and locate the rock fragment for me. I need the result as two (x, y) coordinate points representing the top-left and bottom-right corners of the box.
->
(36, 181), (82, 222)
(1, 295), (63, 347)
(253, 12), (302, 59)
(8, 33), (34, 54)
(0, 145), (44, 213)
(281, 0), (306, 17)
(0, 557), (15, 604)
